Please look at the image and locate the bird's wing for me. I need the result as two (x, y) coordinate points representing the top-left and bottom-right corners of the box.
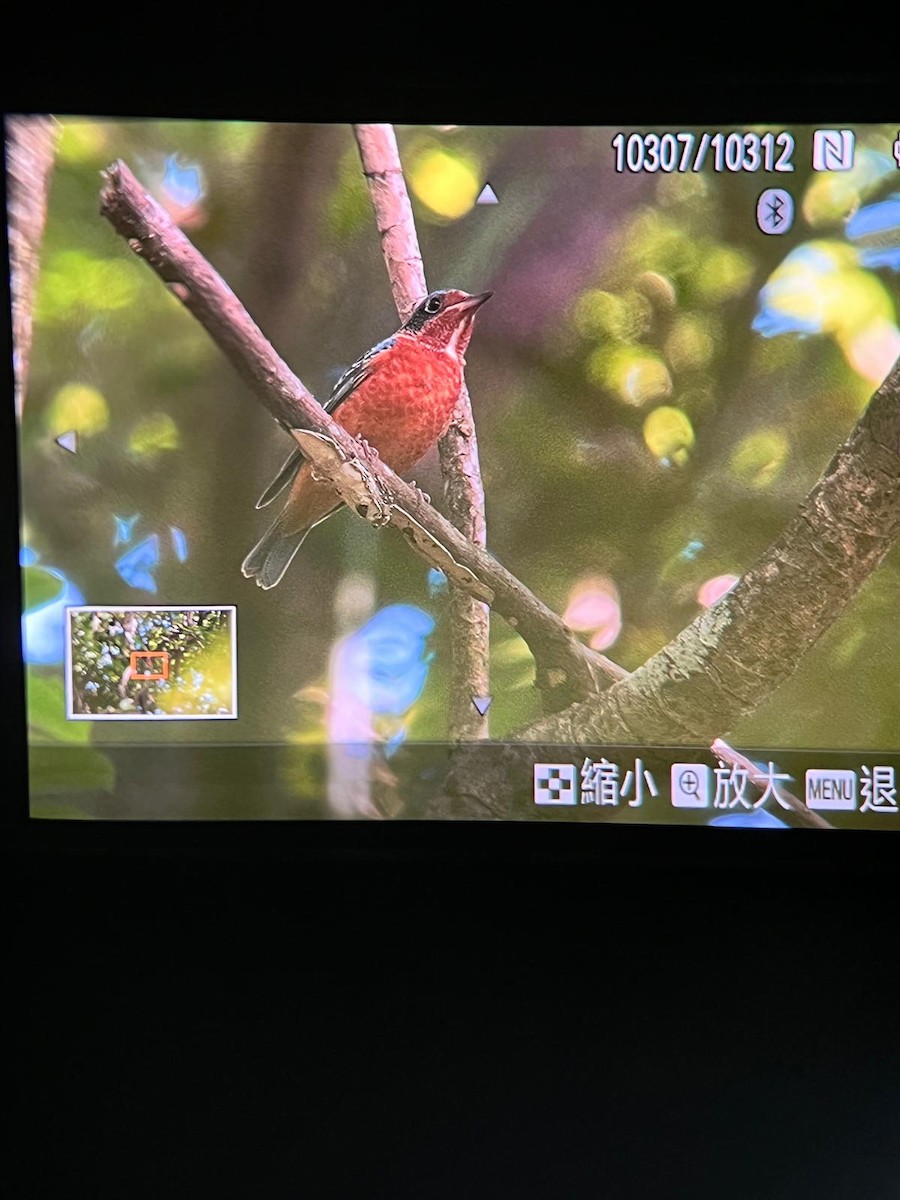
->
(255, 338), (394, 510)
(255, 445), (307, 509)
(325, 336), (394, 415)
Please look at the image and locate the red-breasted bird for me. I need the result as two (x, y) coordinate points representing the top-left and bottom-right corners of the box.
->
(242, 288), (491, 588)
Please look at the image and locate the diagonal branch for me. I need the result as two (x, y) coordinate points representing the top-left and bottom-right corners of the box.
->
(352, 123), (491, 741)
(98, 159), (602, 710)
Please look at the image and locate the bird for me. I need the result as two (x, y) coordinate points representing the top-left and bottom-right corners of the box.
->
(242, 288), (492, 589)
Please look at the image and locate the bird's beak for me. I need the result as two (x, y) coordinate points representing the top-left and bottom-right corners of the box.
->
(451, 290), (493, 314)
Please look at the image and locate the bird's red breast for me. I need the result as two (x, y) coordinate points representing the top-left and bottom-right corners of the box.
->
(282, 335), (463, 534)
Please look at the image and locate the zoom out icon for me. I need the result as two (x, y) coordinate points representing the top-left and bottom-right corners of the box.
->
(756, 188), (794, 235)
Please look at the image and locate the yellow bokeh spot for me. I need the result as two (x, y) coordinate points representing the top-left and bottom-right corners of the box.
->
(730, 429), (789, 489)
(657, 170), (710, 208)
(762, 240), (893, 345)
(128, 412), (180, 459)
(643, 406), (694, 464)
(44, 383), (109, 437)
(665, 314), (716, 371)
(802, 149), (894, 226)
(409, 145), (481, 220)
(625, 208), (699, 276)
(37, 250), (141, 323)
(57, 120), (110, 163)
(573, 290), (626, 338)
(635, 271), (677, 311)
(695, 246), (755, 302)
(572, 289), (651, 342)
(589, 346), (672, 407)
(158, 630), (232, 715)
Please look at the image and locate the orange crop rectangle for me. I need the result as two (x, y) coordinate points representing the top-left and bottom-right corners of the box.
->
(130, 651), (170, 681)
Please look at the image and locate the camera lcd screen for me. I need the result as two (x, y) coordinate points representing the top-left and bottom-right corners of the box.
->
(8, 116), (900, 827)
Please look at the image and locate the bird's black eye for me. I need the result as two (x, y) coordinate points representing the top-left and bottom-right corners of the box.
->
(424, 294), (443, 315)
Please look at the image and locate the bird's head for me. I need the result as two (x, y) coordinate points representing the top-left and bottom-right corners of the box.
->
(402, 288), (492, 359)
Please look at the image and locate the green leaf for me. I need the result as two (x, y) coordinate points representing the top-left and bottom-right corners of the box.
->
(23, 566), (62, 611)
(27, 669), (90, 744)
(29, 745), (115, 794)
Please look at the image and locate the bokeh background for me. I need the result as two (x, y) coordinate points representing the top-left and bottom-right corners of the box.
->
(16, 118), (900, 816)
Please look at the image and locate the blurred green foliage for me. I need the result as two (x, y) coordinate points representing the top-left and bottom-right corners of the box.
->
(18, 118), (900, 817)
(27, 666), (114, 815)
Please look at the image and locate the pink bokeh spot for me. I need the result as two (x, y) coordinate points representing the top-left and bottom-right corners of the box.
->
(845, 321), (900, 385)
(563, 577), (622, 650)
(697, 573), (740, 608)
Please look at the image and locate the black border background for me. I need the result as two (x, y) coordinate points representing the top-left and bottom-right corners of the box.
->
(5, 38), (899, 1199)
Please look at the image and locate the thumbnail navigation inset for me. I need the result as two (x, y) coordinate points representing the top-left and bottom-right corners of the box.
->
(65, 605), (237, 719)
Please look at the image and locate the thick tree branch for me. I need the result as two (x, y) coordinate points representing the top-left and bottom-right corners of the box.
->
(353, 123), (491, 739)
(532, 357), (900, 743)
(6, 115), (58, 419)
(98, 159), (601, 709)
(438, 357), (900, 819)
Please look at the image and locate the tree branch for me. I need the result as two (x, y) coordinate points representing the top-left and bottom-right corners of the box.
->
(98, 159), (601, 710)
(6, 115), (58, 419)
(352, 123), (491, 740)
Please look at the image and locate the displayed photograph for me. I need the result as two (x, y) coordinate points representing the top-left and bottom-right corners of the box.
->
(8, 114), (899, 823)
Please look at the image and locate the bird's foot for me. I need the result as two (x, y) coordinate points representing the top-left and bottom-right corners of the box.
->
(358, 438), (381, 466)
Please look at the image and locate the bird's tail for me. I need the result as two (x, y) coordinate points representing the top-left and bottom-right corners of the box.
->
(241, 514), (311, 590)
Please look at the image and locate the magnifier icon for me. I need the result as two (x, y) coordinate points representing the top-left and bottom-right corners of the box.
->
(679, 769), (700, 796)
(670, 763), (710, 808)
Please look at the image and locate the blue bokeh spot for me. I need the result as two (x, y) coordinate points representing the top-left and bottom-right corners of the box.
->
(163, 154), (204, 207)
(115, 534), (160, 592)
(709, 810), (790, 829)
(847, 196), (900, 273)
(170, 526), (189, 562)
(427, 568), (449, 597)
(113, 514), (140, 546)
(337, 604), (435, 716)
(22, 561), (85, 666)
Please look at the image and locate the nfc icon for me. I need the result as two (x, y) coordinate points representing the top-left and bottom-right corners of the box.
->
(812, 130), (855, 172)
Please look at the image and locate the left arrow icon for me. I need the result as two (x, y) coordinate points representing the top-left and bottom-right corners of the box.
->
(55, 431), (78, 454)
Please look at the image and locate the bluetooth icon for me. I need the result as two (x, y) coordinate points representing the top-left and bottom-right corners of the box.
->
(756, 188), (794, 235)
